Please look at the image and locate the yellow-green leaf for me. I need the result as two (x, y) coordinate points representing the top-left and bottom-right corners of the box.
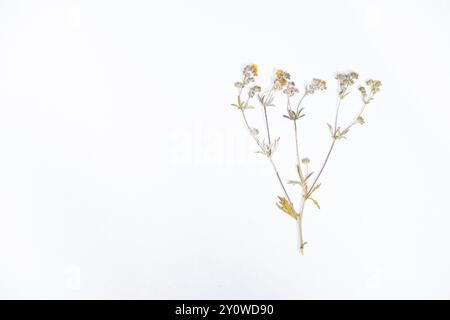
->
(276, 196), (299, 220)
(308, 183), (321, 196)
(308, 197), (321, 209)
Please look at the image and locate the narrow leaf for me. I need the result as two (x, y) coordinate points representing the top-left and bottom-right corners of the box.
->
(308, 197), (321, 209)
(327, 123), (334, 136)
(305, 172), (314, 181)
(276, 196), (299, 220)
(308, 183), (321, 196)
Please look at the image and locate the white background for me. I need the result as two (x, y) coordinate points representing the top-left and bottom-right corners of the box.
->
(1, 0), (450, 299)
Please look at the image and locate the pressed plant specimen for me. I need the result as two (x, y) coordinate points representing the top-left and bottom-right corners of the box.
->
(231, 64), (382, 254)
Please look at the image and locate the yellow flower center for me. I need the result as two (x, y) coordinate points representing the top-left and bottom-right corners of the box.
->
(275, 69), (284, 78)
(250, 64), (258, 76)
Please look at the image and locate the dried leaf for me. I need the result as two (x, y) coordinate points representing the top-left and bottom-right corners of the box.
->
(283, 109), (305, 120)
(249, 128), (259, 135)
(258, 94), (275, 107)
(327, 123), (334, 136)
(308, 183), (321, 196)
(265, 96), (275, 107)
(340, 92), (350, 99)
(288, 110), (296, 118)
(356, 116), (365, 125)
(232, 96), (255, 110)
(270, 137), (280, 155)
(276, 196), (299, 220)
(335, 127), (348, 139)
(308, 197), (321, 209)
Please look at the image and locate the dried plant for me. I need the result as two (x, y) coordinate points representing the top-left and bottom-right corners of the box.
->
(231, 64), (382, 254)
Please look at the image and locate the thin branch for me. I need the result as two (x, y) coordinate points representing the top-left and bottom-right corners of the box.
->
(291, 94), (308, 190)
(269, 157), (293, 205)
(293, 120), (305, 184)
(296, 92), (307, 113)
(262, 90), (274, 144)
(334, 97), (342, 132)
(306, 92), (372, 198)
(340, 95), (371, 134)
(263, 106), (271, 145)
(306, 97), (342, 197)
(240, 108), (293, 205)
(241, 109), (262, 148)
(297, 196), (306, 255)
(306, 138), (336, 198)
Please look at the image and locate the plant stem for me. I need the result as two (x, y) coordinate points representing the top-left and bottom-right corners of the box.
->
(306, 94), (371, 198)
(297, 195), (306, 255)
(269, 156), (293, 205)
(296, 92), (307, 113)
(340, 99), (370, 134)
(241, 109), (262, 147)
(260, 92), (293, 203)
(291, 93), (308, 191)
(307, 138), (336, 198)
(292, 94), (309, 254)
(334, 98), (341, 130)
(306, 97), (342, 197)
(294, 120), (306, 188)
(263, 93), (273, 145)
(240, 108), (293, 205)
